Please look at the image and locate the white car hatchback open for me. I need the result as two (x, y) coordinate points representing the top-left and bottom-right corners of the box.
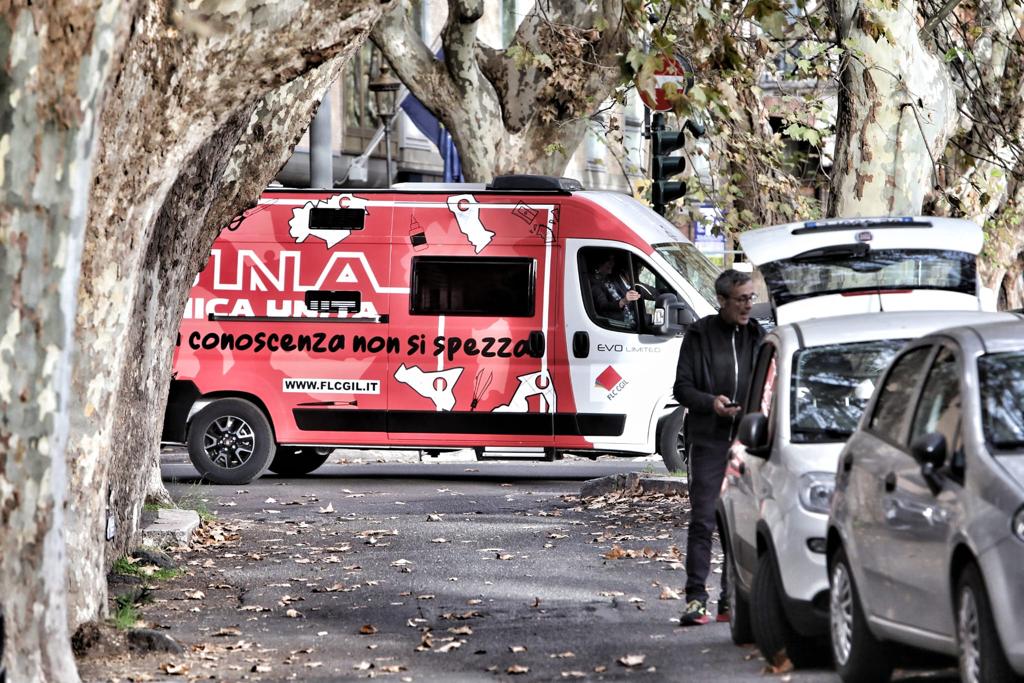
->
(718, 214), (1004, 666)
(739, 216), (995, 325)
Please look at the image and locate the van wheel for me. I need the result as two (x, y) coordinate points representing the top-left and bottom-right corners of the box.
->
(956, 563), (1017, 683)
(750, 551), (827, 668)
(723, 528), (754, 645)
(187, 398), (274, 485)
(657, 407), (687, 473)
(269, 447), (332, 477)
(829, 547), (893, 682)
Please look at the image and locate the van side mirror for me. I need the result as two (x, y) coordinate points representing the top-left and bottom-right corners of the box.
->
(738, 412), (770, 457)
(652, 293), (695, 337)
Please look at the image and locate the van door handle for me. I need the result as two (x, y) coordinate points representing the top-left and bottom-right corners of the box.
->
(528, 330), (546, 357)
(884, 472), (897, 492)
(572, 331), (589, 358)
(842, 453), (854, 472)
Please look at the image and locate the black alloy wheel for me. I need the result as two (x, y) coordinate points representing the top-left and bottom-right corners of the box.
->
(187, 398), (275, 485)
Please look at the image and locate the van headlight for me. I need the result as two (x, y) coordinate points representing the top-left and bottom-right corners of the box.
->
(1014, 506), (1024, 542)
(799, 472), (836, 514)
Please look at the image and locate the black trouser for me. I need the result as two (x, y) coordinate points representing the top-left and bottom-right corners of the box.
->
(685, 439), (730, 603)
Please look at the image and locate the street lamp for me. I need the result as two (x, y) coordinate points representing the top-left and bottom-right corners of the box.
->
(368, 64), (401, 188)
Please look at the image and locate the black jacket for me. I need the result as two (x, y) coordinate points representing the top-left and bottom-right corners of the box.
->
(673, 314), (764, 445)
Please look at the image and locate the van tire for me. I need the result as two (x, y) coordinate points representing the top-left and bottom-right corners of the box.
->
(657, 407), (687, 473)
(829, 547), (893, 682)
(269, 447), (332, 477)
(187, 398), (274, 485)
(750, 551), (827, 668)
(956, 563), (1017, 683)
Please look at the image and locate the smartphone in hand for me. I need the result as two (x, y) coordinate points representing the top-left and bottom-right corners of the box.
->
(724, 401), (741, 409)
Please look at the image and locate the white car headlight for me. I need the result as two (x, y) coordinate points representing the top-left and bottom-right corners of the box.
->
(799, 472), (836, 514)
(1014, 506), (1024, 542)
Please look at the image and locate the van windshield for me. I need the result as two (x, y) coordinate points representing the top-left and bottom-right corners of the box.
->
(761, 249), (976, 306)
(791, 339), (906, 442)
(654, 242), (720, 309)
(979, 352), (1024, 451)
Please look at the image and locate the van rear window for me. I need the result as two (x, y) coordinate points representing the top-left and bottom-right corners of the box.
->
(410, 257), (535, 317)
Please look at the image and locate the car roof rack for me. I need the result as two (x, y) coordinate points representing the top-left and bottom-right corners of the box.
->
(486, 175), (584, 192)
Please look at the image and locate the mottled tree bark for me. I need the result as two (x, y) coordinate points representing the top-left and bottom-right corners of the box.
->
(67, 0), (393, 629)
(372, 0), (630, 181)
(827, 0), (958, 217)
(2, 0), (393, 676)
(0, 2), (132, 680)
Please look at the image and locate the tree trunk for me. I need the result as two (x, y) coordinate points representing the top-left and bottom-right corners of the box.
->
(0, 2), (132, 679)
(64, 0), (393, 631)
(827, 0), (958, 216)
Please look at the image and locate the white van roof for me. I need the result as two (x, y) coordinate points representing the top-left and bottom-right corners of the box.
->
(740, 216), (983, 266)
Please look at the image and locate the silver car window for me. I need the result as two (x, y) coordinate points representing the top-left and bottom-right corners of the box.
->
(910, 348), (961, 456)
(790, 339), (905, 443)
(869, 346), (933, 443)
(978, 352), (1024, 449)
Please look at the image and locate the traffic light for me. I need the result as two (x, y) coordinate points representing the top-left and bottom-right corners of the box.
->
(648, 113), (704, 215)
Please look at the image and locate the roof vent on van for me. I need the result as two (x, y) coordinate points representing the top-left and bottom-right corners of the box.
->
(486, 175), (583, 192)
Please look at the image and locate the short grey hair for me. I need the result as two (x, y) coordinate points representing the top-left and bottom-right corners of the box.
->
(715, 269), (752, 298)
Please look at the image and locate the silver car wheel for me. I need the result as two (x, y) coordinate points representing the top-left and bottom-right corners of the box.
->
(958, 586), (981, 683)
(830, 561), (854, 666)
(203, 415), (256, 469)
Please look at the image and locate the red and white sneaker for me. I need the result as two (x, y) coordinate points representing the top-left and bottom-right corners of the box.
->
(679, 599), (711, 626)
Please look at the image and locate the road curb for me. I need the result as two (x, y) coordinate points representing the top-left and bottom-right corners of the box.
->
(580, 472), (688, 499)
(142, 508), (200, 548)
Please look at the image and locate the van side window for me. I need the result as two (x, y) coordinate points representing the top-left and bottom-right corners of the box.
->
(869, 346), (932, 443)
(410, 256), (535, 317)
(580, 247), (683, 333)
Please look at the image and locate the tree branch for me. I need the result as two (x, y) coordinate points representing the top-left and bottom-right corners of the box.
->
(370, 2), (451, 112)
(442, 0), (484, 89)
(919, 0), (963, 38)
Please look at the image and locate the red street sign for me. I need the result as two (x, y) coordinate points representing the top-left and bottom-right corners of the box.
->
(638, 53), (691, 112)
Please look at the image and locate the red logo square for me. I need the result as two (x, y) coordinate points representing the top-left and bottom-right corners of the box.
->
(595, 366), (622, 391)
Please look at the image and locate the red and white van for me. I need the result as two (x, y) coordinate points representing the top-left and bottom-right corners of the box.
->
(162, 175), (719, 483)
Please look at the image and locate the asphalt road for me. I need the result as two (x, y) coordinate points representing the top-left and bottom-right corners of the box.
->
(79, 449), (956, 682)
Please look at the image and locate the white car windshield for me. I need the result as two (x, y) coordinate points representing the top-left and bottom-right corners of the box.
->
(791, 339), (906, 442)
(654, 242), (720, 310)
(979, 352), (1024, 450)
(761, 248), (975, 307)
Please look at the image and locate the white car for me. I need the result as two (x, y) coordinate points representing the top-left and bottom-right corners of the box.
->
(718, 214), (1004, 665)
(718, 311), (1017, 665)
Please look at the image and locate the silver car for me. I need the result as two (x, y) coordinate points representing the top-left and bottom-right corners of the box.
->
(828, 318), (1024, 683)
(718, 311), (1014, 667)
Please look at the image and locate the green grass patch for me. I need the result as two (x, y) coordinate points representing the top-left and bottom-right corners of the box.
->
(142, 502), (175, 513)
(175, 486), (217, 522)
(110, 587), (152, 630)
(112, 556), (182, 581)
(112, 595), (139, 630)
